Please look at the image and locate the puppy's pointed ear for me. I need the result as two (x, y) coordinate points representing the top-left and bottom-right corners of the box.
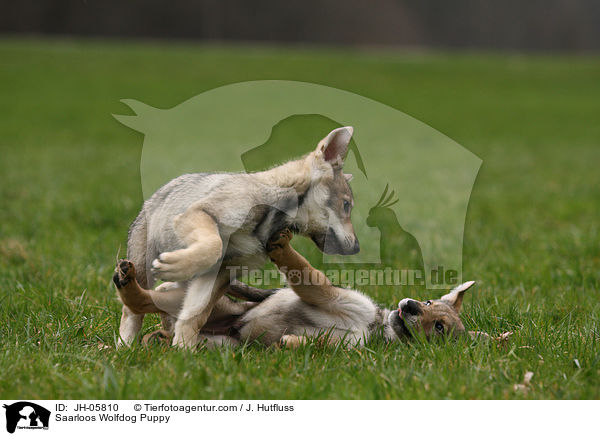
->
(440, 280), (475, 313)
(315, 126), (353, 168)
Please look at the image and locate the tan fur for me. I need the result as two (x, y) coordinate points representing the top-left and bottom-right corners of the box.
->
(253, 156), (313, 193)
(114, 260), (186, 315)
(404, 300), (465, 338)
(395, 282), (474, 339)
(279, 334), (306, 348)
(149, 207), (225, 348)
(237, 232), (376, 346)
(266, 229), (339, 306)
(151, 207), (223, 282)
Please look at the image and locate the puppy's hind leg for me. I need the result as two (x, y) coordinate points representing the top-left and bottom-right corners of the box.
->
(113, 259), (185, 346)
(172, 273), (229, 349)
(151, 206), (223, 282)
(155, 281), (184, 334)
(118, 306), (144, 347)
(113, 259), (149, 347)
(114, 259), (186, 315)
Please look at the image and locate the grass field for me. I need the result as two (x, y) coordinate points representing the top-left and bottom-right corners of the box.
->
(1, 38), (599, 399)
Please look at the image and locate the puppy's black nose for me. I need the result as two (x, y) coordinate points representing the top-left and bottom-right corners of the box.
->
(351, 239), (360, 254)
(403, 299), (422, 316)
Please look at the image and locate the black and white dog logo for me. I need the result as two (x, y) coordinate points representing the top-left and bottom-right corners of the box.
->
(3, 402), (50, 433)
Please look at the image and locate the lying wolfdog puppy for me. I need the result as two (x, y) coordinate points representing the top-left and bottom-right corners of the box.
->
(113, 230), (499, 348)
(121, 127), (359, 348)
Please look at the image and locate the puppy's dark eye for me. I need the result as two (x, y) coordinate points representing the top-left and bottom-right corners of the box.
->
(435, 321), (444, 332)
(343, 200), (351, 214)
(425, 300), (432, 306)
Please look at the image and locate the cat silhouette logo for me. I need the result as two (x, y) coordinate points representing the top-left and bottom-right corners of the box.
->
(3, 402), (50, 433)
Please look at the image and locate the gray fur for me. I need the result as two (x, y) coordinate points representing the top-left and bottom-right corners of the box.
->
(129, 172), (302, 284)
(236, 287), (393, 346)
(120, 126), (359, 347)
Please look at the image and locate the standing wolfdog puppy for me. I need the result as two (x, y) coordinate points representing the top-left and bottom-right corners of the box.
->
(121, 126), (359, 348)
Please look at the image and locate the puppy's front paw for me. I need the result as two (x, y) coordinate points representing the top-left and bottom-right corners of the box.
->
(151, 249), (198, 282)
(113, 259), (136, 289)
(267, 229), (293, 258)
(142, 329), (173, 347)
(279, 334), (306, 349)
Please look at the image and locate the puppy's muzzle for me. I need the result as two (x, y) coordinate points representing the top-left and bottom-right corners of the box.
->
(399, 298), (422, 316)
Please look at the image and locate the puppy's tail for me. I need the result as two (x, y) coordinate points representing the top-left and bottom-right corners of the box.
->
(227, 280), (278, 302)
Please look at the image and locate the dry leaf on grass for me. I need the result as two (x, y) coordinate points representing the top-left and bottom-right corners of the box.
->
(514, 371), (534, 394)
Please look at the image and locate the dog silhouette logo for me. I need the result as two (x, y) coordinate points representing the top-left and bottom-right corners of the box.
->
(3, 402), (50, 433)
